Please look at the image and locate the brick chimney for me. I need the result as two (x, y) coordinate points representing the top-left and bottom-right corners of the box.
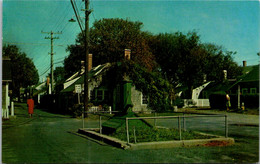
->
(243, 60), (247, 67)
(124, 49), (131, 60)
(88, 54), (92, 71)
(81, 54), (93, 72)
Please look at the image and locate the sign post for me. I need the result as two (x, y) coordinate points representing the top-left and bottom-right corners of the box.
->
(75, 84), (82, 104)
(75, 84), (84, 129)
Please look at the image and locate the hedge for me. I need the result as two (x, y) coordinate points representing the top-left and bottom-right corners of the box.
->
(209, 94), (259, 109)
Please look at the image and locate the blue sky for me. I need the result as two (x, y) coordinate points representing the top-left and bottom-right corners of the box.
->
(2, 0), (259, 81)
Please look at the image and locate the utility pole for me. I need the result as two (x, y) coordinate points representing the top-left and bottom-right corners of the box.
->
(84, 0), (91, 115)
(41, 31), (62, 94)
(238, 85), (240, 109)
(70, 0), (91, 120)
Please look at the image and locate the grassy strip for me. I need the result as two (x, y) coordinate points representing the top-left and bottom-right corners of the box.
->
(110, 126), (213, 143)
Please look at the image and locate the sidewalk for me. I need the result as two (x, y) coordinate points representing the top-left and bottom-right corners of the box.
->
(2, 103), (36, 128)
(178, 108), (259, 126)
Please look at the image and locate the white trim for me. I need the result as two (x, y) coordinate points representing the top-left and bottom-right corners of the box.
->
(141, 92), (148, 105)
(65, 72), (79, 82)
(63, 77), (80, 89)
(192, 81), (211, 99)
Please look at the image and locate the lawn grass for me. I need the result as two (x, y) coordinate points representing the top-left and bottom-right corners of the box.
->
(110, 126), (213, 143)
(2, 103), (32, 127)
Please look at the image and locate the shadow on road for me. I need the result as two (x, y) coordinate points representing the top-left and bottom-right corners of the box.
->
(37, 115), (73, 119)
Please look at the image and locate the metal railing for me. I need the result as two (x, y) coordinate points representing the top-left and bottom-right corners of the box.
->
(83, 111), (121, 134)
(125, 114), (228, 144)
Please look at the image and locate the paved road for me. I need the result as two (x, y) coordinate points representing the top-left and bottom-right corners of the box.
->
(2, 105), (259, 163)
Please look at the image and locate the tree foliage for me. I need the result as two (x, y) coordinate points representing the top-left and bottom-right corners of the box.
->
(3, 45), (39, 99)
(104, 60), (174, 112)
(64, 18), (155, 78)
(202, 43), (242, 82)
(64, 18), (242, 105)
(149, 32), (242, 98)
(54, 66), (65, 93)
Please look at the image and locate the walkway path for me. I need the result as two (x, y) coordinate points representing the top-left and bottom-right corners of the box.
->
(178, 108), (259, 125)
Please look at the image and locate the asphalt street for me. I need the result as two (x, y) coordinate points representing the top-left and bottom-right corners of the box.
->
(2, 105), (259, 163)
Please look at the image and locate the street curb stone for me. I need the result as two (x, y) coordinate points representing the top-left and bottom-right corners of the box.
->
(78, 128), (235, 150)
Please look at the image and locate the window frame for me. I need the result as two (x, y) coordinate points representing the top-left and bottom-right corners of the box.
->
(141, 93), (148, 105)
(250, 88), (257, 94)
(96, 90), (103, 101)
(242, 88), (248, 95)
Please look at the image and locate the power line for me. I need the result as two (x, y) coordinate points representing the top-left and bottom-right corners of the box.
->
(52, 2), (71, 32)
(42, 3), (61, 31)
(41, 30), (62, 94)
(39, 66), (51, 77)
(54, 60), (64, 65)
(3, 42), (65, 46)
(70, 0), (84, 34)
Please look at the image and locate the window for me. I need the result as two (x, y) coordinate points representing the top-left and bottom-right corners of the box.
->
(116, 85), (120, 103)
(97, 90), (103, 101)
(242, 88), (248, 95)
(250, 88), (257, 94)
(141, 93), (148, 105)
(104, 90), (109, 100)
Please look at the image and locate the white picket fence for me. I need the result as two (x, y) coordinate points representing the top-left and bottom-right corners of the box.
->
(89, 106), (112, 114)
(183, 99), (210, 108)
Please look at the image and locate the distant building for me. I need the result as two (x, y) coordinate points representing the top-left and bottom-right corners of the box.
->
(2, 57), (12, 118)
(59, 50), (149, 113)
(199, 62), (259, 109)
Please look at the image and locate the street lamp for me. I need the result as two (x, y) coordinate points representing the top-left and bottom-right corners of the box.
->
(69, 18), (76, 22)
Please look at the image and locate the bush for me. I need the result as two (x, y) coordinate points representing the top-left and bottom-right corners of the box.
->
(173, 97), (184, 108)
(239, 94), (259, 108)
(209, 93), (259, 109)
(209, 94), (226, 109)
(69, 103), (83, 117)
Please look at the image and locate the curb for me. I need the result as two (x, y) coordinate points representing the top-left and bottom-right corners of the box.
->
(78, 128), (130, 149)
(129, 137), (235, 150)
(77, 128), (235, 150)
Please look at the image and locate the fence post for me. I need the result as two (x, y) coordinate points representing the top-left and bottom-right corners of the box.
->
(82, 112), (84, 129)
(183, 113), (185, 131)
(225, 115), (228, 138)
(126, 118), (130, 144)
(133, 126), (137, 144)
(99, 115), (102, 134)
(178, 116), (181, 140)
(154, 111), (157, 127)
(11, 102), (14, 116)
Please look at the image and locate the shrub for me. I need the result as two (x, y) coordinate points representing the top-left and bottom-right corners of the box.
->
(69, 103), (83, 117)
(209, 94), (226, 109)
(173, 97), (184, 108)
(209, 93), (259, 109)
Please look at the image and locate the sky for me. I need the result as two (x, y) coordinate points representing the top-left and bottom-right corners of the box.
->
(2, 0), (260, 82)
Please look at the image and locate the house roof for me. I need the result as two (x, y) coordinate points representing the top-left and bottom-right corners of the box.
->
(201, 65), (259, 95)
(201, 81), (235, 95)
(35, 82), (46, 90)
(61, 63), (111, 93)
(238, 65), (259, 82)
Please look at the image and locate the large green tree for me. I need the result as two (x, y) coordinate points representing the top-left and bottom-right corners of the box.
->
(3, 45), (39, 100)
(149, 32), (242, 98)
(202, 43), (242, 82)
(64, 18), (155, 78)
(53, 66), (65, 93)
